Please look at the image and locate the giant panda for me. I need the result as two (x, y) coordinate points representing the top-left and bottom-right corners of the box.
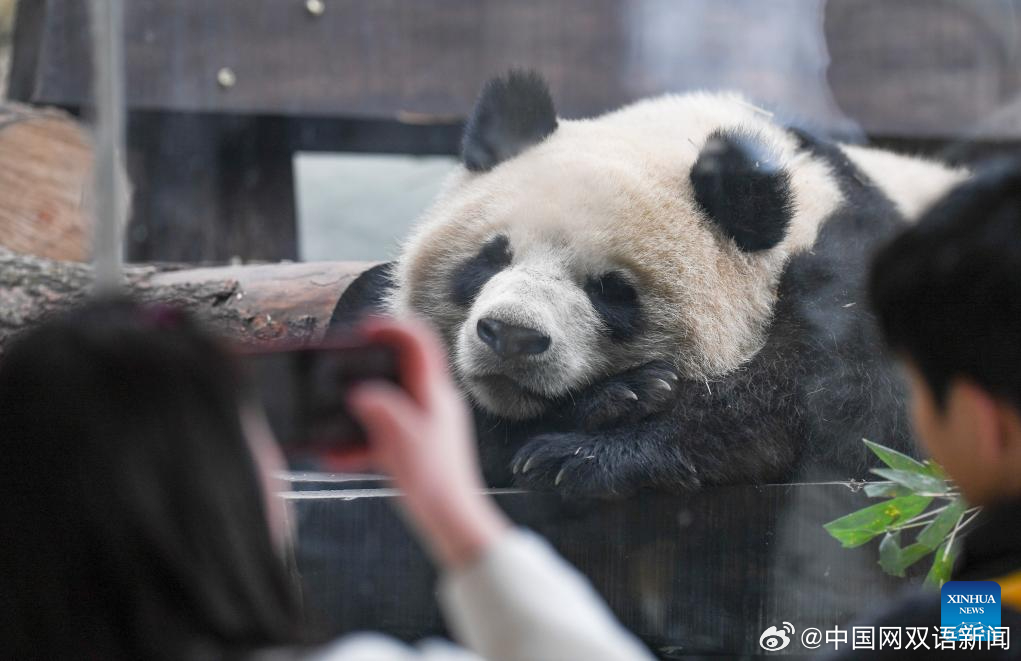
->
(330, 71), (968, 498)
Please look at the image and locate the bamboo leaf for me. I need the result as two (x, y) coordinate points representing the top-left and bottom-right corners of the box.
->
(824, 494), (933, 548)
(917, 499), (967, 550)
(923, 460), (948, 480)
(925, 539), (957, 588)
(871, 468), (948, 494)
(863, 439), (931, 474)
(898, 543), (932, 574)
(879, 531), (902, 575)
(864, 481), (912, 499)
(878, 532), (931, 577)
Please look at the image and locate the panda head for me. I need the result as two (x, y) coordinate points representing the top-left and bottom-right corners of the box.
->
(390, 71), (843, 420)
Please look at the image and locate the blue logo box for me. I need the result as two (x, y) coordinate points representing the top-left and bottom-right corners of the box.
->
(941, 581), (1001, 640)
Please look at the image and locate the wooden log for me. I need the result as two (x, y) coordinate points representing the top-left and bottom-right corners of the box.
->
(0, 246), (375, 351)
(0, 103), (94, 261)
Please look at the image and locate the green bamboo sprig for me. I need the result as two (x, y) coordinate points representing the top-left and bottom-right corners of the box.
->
(824, 439), (980, 588)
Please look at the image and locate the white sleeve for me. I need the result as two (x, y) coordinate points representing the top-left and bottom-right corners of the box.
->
(310, 632), (484, 661)
(437, 529), (654, 661)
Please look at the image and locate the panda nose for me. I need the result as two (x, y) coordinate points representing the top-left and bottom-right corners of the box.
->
(477, 318), (551, 358)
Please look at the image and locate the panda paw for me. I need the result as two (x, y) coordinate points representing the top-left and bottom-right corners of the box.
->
(569, 360), (679, 431)
(510, 428), (700, 497)
(511, 432), (632, 497)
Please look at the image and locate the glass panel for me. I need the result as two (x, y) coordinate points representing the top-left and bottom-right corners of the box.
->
(5, 1), (1018, 658)
(280, 481), (908, 656)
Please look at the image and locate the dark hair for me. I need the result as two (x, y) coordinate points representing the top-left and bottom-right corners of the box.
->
(869, 158), (1021, 411)
(0, 298), (305, 660)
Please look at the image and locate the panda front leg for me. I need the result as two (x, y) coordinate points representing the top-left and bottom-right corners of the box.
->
(565, 360), (682, 430)
(510, 377), (800, 498)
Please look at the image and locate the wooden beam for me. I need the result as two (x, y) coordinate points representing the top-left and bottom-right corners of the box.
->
(10, 1), (847, 129)
(14, 0), (1021, 138)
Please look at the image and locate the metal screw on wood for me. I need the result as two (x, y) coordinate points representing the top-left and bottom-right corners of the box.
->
(217, 67), (237, 89)
(306, 0), (325, 16)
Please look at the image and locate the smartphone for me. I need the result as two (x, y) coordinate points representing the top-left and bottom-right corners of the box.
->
(242, 340), (400, 457)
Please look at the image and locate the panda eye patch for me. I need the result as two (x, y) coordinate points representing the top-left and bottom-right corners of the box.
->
(450, 235), (513, 307)
(584, 271), (642, 341)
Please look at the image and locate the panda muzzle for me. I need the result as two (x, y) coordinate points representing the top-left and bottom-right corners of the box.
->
(476, 318), (551, 359)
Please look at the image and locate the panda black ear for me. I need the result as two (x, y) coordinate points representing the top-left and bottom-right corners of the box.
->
(690, 130), (795, 252)
(461, 70), (558, 172)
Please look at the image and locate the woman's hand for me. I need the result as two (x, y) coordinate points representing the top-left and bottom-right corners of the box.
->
(346, 317), (510, 570)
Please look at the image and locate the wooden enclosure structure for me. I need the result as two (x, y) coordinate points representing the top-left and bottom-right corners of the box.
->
(10, 0), (1021, 263)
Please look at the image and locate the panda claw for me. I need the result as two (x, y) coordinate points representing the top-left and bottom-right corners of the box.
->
(622, 388), (638, 401)
(555, 466), (567, 486)
(522, 455), (537, 474)
(653, 378), (672, 392)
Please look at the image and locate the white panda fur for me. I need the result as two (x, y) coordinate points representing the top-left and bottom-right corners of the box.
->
(333, 72), (968, 496)
(840, 144), (969, 220)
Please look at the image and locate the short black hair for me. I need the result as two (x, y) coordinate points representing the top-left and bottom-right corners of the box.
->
(869, 158), (1021, 411)
(0, 298), (307, 659)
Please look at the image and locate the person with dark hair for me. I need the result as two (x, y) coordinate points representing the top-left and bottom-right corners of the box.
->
(0, 298), (651, 660)
(826, 158), (1021, 659)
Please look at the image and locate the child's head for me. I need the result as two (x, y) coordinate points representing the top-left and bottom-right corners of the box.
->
(870, 159), (1021, 506)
